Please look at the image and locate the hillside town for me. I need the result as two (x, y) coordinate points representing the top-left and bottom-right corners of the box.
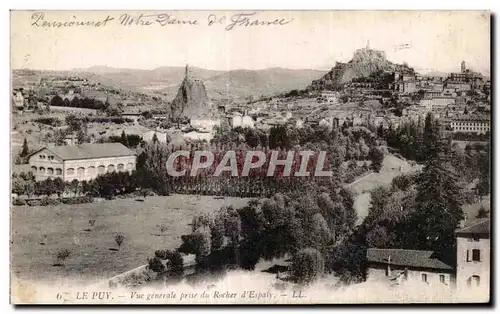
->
(11, 42), (490, 303)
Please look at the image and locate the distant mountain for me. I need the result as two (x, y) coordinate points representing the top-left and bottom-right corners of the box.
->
(72, 66), (325, 100)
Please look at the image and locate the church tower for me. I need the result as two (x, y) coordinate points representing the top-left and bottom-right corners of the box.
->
(461, 61), (466, 73)
(185, 64), (189, 79)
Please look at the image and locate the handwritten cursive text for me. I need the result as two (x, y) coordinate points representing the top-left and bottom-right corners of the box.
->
(30, 12), (114, 28)
(225, 12), (293, 31)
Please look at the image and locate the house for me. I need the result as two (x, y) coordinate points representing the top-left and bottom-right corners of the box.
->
(230, 113), (255, 129)
(190, 115), (221, 132)
(122, 112), (142, 122)
(142, 130), (168, 143)
(321, 91), (340, 103)
(12, 90), (24, 108)
(366, 248), (454, 287)
(183, 131), (213, 142)
(455, 218), (490, 292)
(420, 97), (456, 112)
(28, 143), (136, 182)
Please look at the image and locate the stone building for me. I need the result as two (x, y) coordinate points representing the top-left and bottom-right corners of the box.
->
(28, 143), (136, 182)
(455, 218), (490, 292)
(366, 248), (454, 287)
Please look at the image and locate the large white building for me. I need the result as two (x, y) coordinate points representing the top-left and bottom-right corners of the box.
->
(450, 114), (490, 134)
(28, 143), (136, 182)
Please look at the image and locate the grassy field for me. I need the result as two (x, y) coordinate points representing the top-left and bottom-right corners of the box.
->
(348, 154), (422, 224)
(11, 195), (251, 286)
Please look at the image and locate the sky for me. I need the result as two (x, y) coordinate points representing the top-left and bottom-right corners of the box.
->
(10, 10), (491, 74)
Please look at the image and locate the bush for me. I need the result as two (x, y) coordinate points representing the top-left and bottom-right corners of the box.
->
(169, 251), (185, 274)
(12, 198), (26, 206)
(61, 196), (94, 204)
(179, 232), (210, 263)
(26, 199), (41, 206)
(290, 248), (324, 285)
(154, 250), (167, 260)
(40, 197), (60, 206)
(148, 257), (165, 274)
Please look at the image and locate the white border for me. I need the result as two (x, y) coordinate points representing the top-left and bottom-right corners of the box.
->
(2, 1), (497, 313)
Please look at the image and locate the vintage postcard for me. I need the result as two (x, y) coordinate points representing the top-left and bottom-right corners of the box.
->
(10, 10), (491, 304)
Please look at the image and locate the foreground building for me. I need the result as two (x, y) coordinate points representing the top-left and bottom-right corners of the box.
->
(28, 143), (136, 181)
(366, 218), (490, 293)
(455, 218), (490, 292)
(366, 248), (453, 287)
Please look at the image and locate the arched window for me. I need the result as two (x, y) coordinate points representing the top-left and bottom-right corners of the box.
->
(117, 164), (125, 172)
(126, 163), (134, 171)
(55, 168), (62, 175)
(66, 168), (74, 175)
(467, 275), (480, 287)
(39, 167), (45, 173)
(98, 165), (105, 174)
(88, 166), (96, 174)
(107, 164), (115, 172)
(77, 167), (85, 175)
(31, 166), (37, 172)
(47, 168), (54, 175)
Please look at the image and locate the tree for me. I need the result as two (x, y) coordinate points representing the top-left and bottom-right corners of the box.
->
(422, 113), (442, 161)
(115, 234), (124, 249)
(179, 232), (210, 263)
(20, 138), (29, 158)
(120, 131), (129, 147)
(54, 248), (71, 266)
(290, 247), (324, 284)
(49, 95), (65, 107)
(406, 162), (464, 260)
(476, 206), (489, 218)
(210, 218), (225, 251)
(77, 129), (85, 144)
(368, 147), (384, 172)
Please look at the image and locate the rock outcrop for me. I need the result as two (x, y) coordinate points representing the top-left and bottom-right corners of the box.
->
(170, 65), (211, 121)
(310, 46), (414, 90)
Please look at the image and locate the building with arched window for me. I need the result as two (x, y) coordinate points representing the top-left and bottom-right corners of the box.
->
(28, 143), (136, 181)
(365, 218), (490, 295)
(455, 218), (490, 293)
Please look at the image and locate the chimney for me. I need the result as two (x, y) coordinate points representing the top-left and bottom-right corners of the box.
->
(386, 255), (392, 277)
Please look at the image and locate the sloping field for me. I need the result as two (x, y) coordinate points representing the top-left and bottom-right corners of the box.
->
(11, 195), (251, 286)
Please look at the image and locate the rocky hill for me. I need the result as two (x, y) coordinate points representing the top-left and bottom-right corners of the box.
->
(170, 70), (211, 121)
(310, 47), (415, 90)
